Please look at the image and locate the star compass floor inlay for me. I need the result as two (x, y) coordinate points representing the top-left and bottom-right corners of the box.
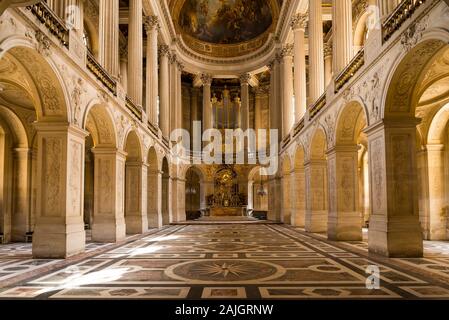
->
(1, 224), (449, 299)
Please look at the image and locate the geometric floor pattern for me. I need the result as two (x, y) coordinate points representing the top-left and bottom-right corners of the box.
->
(1, 224), (449, 299)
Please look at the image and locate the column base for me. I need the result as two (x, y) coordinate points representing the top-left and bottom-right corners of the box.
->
(148, 213), (163, 228)
(92, 218), (126, 243)
(305, 210), (327, 233)
(327, 212), (363, 241)
(32, 222), (85, 259)
(126, 215), (148, 234)
(368, 215), (423, 258)
(291, 209), (305, 227)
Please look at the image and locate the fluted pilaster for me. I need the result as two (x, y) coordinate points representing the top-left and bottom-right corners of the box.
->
(144, 16), (159, 125)
(158, 45), (170, 137)
(333, 0), (353, 74)
(127, 0), (143, 106)
(240, 73), (251, 131)
(99, 0), (119, 77)
(309, 0), (324, 102)
(291, 13), (308, 121)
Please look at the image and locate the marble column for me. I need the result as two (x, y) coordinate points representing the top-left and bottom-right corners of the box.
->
(240, 73), (251, 131)
(119, 47), (128, 89)
(127, 0), (143, 107)
(324, 43), (333, 87)
(99, 0), (119, 77)
(291, 13), (307, 121)
(169, 53), (178, 132)
(91, 148), (126, 243)
(158, 45), (170, 137)
(304, 160), (328, 233)
(327, 146), (362, 241)
(268, 57), (282, 142)
(190, 87), (199, 124)
(281, 45), (294, 137)
(309, 0), (325, 102)
(333, 0), (353, 74)
(11, 148), (31, 242)
(125, 161), (148, 234)
(201, 74), (213, 131)
(32, 124), (88, 258)
(254, 88), (263, 132)
(147, 169), (162, 228)
(144, 16), (159, 126)
(177, 62), (184, 130)
(366, 119), (423, 257)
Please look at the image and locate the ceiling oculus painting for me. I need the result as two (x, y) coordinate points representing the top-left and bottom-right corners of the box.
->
(179, 0), (274, 45)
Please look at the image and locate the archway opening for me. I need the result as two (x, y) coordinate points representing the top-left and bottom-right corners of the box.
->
(248, 166), (269, 220)
(281, 158), (292, 224)
(161, 157), (170, 225)
(331, 101), (368, 241)
(305, 128), (328, 233)
(185, 167), (201, 220)
(124, 130), (146, 234)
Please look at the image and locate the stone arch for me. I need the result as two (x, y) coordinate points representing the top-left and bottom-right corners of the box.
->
(0, 43), (72, 251)
(247, 166), (269, 216)
(366, 35), (449, 256)
(291, 142), (306, 227)
(0, 42), (70, 122)
(0, 105), (32, 242)
(384, 40), (449, 120)
(305, 127), (328, 233)
(336, 101), (369, 145)
(328, 101), (369, 241)
(83, 101), (118, 148)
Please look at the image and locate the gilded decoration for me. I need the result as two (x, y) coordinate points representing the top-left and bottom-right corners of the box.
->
(170, 0), (281, 57)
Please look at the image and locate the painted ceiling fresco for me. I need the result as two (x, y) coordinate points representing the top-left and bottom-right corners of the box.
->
(178, 0), (274, 44)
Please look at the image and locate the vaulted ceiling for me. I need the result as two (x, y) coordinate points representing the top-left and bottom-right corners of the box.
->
(168, 0), (282, 58)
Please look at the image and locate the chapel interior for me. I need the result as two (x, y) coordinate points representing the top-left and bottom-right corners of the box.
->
(1, 0), (449, 300)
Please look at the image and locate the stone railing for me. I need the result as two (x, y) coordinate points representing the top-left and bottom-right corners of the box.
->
(382, 0), (427, 43)
(293, 117), (305, 138)
(148, 121), (159, 136)
(282, 134), (291, 149)
(309, 93), (327, 121)
(334, 48), (365, 93)
(86, 50), (117, 96)
(125, 95), (142, 121)
(27, 1), (69, 48)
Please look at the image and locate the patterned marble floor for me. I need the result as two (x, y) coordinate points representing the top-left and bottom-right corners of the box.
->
(1, 224), (449, 300)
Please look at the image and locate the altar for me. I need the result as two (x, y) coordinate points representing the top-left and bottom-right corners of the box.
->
(210, 207), (245, 217)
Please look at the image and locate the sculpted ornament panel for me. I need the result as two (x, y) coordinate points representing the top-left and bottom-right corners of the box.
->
(371, 138), (384, 212)
(69, 140), (82, 216)
(44, 138), (62, 217)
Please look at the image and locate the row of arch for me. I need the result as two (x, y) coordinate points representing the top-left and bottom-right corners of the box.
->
(275, 21), (449, 257)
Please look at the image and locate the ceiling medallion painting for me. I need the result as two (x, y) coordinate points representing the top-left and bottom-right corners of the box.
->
(171, 0), (281, 58)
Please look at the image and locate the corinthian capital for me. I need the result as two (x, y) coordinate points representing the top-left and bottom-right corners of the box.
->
(200, 73), (213, 86)
(158, 44), (170, 58)
(144, 15), (159, 34)
(291, 13), (308, 31)
(281, 44), (294, 57)
(239, 73), (252, 85)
